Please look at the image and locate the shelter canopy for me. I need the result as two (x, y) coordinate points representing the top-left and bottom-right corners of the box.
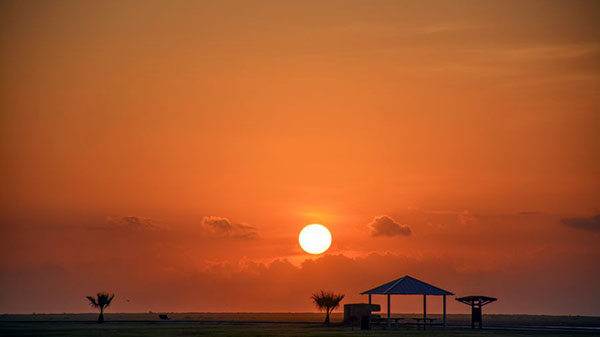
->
(456, 295), (497, 306)
(361, 275), (454, 296)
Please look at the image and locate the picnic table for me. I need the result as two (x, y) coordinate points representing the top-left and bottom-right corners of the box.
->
(412, 317), (436, 330)
(371, 316), (405, 329)
(389, 317), (405, 328)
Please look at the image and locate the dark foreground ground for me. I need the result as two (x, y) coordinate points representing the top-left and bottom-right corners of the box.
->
(1, 313), (599, 337)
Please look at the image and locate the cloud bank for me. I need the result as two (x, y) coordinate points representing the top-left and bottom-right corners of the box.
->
(368, 215), (412, 237)
(201, 216), (258, 239)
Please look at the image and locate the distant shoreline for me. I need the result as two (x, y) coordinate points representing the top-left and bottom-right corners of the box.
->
(2, 312), (598, 317)
(2, 312), (600, 326)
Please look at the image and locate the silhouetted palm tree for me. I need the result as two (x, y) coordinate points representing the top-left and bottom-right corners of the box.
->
(86, 292), (115, 323)
(311, 290), (345, 324)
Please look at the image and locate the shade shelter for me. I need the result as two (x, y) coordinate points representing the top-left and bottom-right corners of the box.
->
(361, 275), (454, 329)
(456, 295), (497, 328)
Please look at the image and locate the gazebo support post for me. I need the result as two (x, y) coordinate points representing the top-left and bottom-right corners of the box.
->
(443, 294), (447, 328)
(368, 294), (372, 329)
(387, 294), (391, 328)
(479, 300), (482, 329)
(423, 295), (427, 330)
(471, 301), (475, 329)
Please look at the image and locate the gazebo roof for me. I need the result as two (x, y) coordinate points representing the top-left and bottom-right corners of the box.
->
(456, 295), (497, 306)
(361, 275), (454, 296)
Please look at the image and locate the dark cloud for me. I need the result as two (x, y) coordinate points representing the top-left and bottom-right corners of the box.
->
(368, 215), (412, 237)
(201, 216), (258, 239)
(104, 216), (161, 230)
(560, 214), (600, 231)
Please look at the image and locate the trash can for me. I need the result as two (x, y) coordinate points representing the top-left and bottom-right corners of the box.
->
(360, 316), (370, 330)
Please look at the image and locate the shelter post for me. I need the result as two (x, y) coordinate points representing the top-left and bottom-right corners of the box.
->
(368, 294), (372, 328)
(443, 294), (447, 328)
(478, 300), (482, 329)
(387, 294), (391, 328)
(423, 295), (427, 330)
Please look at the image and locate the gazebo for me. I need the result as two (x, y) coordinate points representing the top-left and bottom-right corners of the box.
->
(361, 275), (454, 329)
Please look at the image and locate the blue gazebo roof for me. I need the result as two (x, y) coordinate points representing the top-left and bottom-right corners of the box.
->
(361, 275), (454, 296)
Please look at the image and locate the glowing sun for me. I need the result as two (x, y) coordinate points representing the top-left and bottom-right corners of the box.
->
(299, 224), (332, 254)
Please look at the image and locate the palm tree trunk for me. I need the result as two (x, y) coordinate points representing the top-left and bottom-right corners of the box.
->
(98, 307), (104, 323)
(324, 308), (330, 325)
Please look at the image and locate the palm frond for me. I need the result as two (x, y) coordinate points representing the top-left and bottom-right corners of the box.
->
(311, 290), (345, 311)
(86, 296), (98, 308)
(96, 292), (115, 308)
(106, 294), (115, 307)
(87, 292), (115, 309)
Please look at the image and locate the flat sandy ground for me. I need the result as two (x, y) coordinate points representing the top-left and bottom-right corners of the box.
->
(1, 313), (599, 336)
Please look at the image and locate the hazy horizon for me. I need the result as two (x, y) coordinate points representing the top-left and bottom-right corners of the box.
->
(3, 311), (597, 317)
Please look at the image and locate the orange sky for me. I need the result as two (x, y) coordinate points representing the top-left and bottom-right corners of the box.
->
(1, 0), (599, 315)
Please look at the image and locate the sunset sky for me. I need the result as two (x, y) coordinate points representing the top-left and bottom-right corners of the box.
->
(1, 0), (599, 315)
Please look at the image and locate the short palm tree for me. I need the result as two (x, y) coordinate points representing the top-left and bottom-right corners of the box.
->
(86, 292), (115, 323)
(311, 290), (345, 325)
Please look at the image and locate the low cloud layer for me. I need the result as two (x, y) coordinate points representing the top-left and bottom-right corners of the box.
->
(560, 214), (600, 231)
(201, 216), (258, 239)
(4, 250), (597, 315)
(368, 215), (412, 237)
